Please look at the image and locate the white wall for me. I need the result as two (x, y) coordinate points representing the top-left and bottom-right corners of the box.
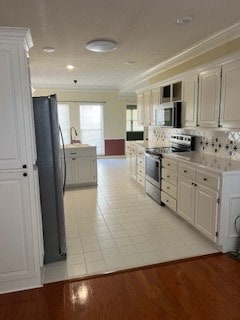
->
(34, 89), (136, 141)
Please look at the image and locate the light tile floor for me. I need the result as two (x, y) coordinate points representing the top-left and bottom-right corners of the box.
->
(43, 158), (219, 283)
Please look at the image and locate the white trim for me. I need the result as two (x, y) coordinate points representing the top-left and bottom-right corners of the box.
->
(120, 21), (240, 94)
(33, 83), (119, 92)
(0, 27), (33, 51)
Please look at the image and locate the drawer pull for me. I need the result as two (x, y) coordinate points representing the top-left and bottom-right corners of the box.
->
(166, 199), (169, 203)
(192, 182), (194, 186)
(167, 175), (170, 178)
(203, 178), (207, 181)
(184, 170), (187, 173)
(70, 152), (77, 155)
(167, 164), (170, 166)
(167, 186), (170, 189)
(72, 158), (76, 160)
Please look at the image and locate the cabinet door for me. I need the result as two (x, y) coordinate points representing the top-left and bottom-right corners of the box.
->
(177, 175), (195, 224)
(74, 156), (97, 184)
(143, 91), (151, 126)
(130, 147), (137, 179)
(0, 44), (28, 170)
(181, 75), (198, 127)
(151, 88), (160, 125)
(137, 94), (144, 126)
(195, 184), (218, 241)
(220, 59), (240, 128)
(198, 67), (221, 127)
(0, 171), (36, 283)
(66, 158), (75, 185)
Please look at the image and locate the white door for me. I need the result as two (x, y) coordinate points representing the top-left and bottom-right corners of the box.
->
(220, 58), (240, 128)
(198, 67), (221, 127)
(181, 75), (198, 127)
(195, 184), (218, 241)
(0, 44), (28, 170)
(0, 171), (36, 283)
(177, 175), (195, 225)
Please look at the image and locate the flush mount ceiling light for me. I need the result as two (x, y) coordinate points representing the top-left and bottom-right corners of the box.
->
(176, 15), (194, 25)
(66, 65), (75, 70)
(86, 40), (117, 52)
(43, 46), (55, 53)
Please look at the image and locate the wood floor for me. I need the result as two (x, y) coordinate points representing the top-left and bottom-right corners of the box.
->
(1, 254), (240, 320)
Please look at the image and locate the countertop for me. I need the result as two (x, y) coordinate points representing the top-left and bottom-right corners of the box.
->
(165, 151), (240, 174)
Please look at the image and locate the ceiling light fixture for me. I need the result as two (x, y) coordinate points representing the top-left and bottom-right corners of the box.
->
(176, 15), (194, 25)
(125, 61), (135, 65)
(86, 39), (117, 52)
(43, 46), (55, 53)
(67, 65), (75, 70)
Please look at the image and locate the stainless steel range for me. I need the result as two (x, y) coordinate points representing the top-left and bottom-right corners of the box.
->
(145, 134), (196, 204)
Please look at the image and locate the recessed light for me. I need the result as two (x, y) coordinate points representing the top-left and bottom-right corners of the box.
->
(86, 40), (117, 52)
(67, 65), (75, 70)
(176, 15), (194, 25)
(125, 61), (135, 65)
(43, 46), (55, 53)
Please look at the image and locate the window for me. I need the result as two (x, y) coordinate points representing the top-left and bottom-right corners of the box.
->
(79, 103), (104, 155)
(58, 103), (70, 145)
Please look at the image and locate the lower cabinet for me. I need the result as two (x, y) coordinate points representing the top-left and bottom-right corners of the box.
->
(64, 146), (97, 188)
(126, 142), (145, 187)
(177, 164), (219, 242)
(0, 171), (41, 291)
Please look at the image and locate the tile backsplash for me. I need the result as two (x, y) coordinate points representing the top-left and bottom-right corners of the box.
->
(148, 127), (240, 160)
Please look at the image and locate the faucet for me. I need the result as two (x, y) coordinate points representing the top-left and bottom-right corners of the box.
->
(70, 127), (79, 144)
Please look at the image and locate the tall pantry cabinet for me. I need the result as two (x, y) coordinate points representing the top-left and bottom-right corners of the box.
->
(0, 27), (42, 293)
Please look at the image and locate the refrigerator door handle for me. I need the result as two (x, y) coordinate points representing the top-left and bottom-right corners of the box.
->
(59, 125), (66, 195)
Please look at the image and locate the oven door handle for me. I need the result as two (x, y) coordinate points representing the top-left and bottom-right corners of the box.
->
(145, 152), (161, 161)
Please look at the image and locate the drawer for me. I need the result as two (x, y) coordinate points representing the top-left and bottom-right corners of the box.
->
(162, 180), (177, 199)
(137, 175), (145, 187)
(196, 171), (219, 190)
(162, 158), (178, 173)
(162, 168), (177, 186)
(178, 164), (195, 180)
(137, 166), (145, 177)
(161, 191), (177, 212)
(137, 157), (145, 166)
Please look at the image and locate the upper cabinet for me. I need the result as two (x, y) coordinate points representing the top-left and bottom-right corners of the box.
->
(137, 93), (144, 126)
(181, 74), (198, 127)
(198, 66), (221, 128)
(220, 58), (240, 128)
(143, 90), (151, 126)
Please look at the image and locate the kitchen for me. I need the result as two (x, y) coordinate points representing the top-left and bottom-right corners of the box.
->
(1, 0), (240, 318)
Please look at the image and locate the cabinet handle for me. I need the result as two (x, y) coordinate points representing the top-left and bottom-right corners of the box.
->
(167, 175), (170, 178)
(23, 173), (28, 177)
(22, 164), (27, 169)
(184, 170), (187, 173)
(166, 200), (169, 203)
(167, 186), (170, 189)
(167, 164), (170, 166)
(191, 182), (194, 186)
(70, 152), (77, 155)
(203, 178), (207, 181)
(72, 158), (76, 160)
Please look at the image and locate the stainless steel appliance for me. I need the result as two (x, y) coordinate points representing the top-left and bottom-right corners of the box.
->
(145, 134), (196, 204)
(155, 102), (182, 128)
(33, 94), (67, 263)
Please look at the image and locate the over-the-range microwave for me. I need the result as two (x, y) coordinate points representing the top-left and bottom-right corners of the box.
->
(155, 102), (182, 128)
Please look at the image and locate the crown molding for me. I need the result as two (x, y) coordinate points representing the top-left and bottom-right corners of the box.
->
(120, 21), (240, 93)
(0, 26), (33, 51)
(33, 83), (120, 93)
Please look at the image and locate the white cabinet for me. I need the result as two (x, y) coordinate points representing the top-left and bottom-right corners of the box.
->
(136, 147), (145, 186)
(177, 162), (220, 242)
(181, 75), (198, 127)
(220, 58), (240, 128)
(64, 146), (97, 188)
(195, 184), (218, 241)
(137, 94), (144, 126)
(126, 142), (145, 186)
(0, 28), (42, 293)
(161, 158), (178, 212)
(143, 91), (151, 126)
(198, 67), (221, 127)
(151, 87), (160, 125)
(177, 175), (195, 224)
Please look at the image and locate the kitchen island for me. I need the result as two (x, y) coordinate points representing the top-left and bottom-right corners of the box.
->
(62, 144), (97, 189)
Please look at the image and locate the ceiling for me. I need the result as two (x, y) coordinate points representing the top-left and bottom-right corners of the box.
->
(1, 0), (240, 93)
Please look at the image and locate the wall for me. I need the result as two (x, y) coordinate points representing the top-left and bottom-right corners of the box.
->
(149, 37), (240, 85)
(34, 89), (136, 155)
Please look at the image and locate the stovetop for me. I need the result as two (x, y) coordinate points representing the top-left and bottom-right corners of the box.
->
(145, 147), (187, 156)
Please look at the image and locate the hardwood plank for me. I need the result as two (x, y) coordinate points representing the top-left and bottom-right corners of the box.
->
(1, 254), (240, 320)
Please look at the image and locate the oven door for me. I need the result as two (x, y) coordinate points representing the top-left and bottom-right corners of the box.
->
(145, 153), (161, 188)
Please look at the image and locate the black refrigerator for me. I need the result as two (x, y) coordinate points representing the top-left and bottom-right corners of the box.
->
(33, 94), (67, 263)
